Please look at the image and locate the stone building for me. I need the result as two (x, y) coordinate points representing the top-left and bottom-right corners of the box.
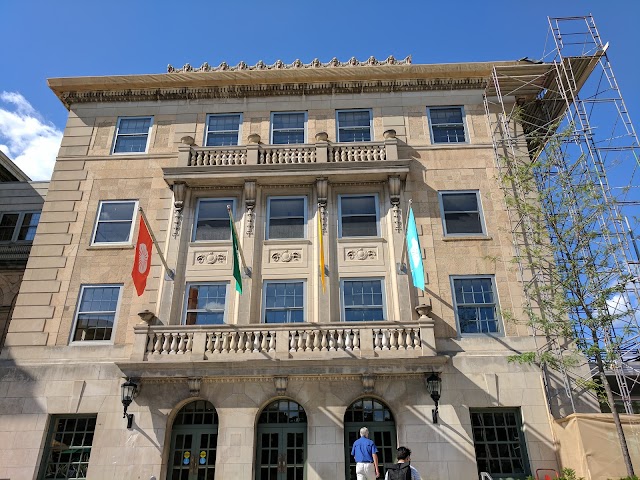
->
(0, 57), (593, 480)
(0, 150), (47, 350)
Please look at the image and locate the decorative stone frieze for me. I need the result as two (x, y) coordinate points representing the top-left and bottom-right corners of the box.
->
(195, 252), (227, 265)
(271, 250), (302, 263)
(346, 248), (377, 261)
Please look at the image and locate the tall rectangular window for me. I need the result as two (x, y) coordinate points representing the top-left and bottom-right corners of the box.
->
(439, 191), (485, 235)
(112, 117), (152, 153)
(341, 279), (385, 321)
(205, 114), (242, 146)
(271, 112), (306, 144)
(72, 285), (122, 342)
(452, 277), (500, 334)
(470, 409), (530, 479)
(263, 281), (304, 323)
(428, 107), (466, 143)
(0, 212), (41, 242)
(184, 283), (228, 325)
(38, 415), (97, 480)
(339, 195), (379, 237)
(193, 199), (233, 241)
(267, 197), (306, 239)
(91, 201), (137, 245)
(337, 110), (372, 142)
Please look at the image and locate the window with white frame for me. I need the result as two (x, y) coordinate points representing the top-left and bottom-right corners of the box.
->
(428, 107), (466, 143)
(184, 283), (228, 325)
(339, 194), (379, 237)
(38, 415), (97, 480)
(452, 277), (500, 334)
(337, 110), (372, 142)
(72, 285), (122, 342)
(341, 279), (385, 321)
(193, 199), (233, 241)
(439, 191), (485, 235)
(263, 281), (304, 323)
(0, 212), (40, 242)
(267, 197), (306, 239)
(271, 112), (306, 144)
(112, 117), (152, 153)
(91, 201), (137, 245)
(205, 114), (242, 146)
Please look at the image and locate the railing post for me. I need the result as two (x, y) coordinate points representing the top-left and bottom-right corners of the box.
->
(360, 327), (375, 358)
(383, 130), (398, 160)
(178, 136), (194, 166)
(419, 318), (437, 356)
(132, 324), (150, 361)
(192, 331), (207, 360)
(275, 329), (290, 360)
(315, 132), (329, 163)
(247, 134), (261, 165)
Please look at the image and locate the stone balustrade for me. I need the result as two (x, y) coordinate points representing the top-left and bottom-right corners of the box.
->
(132, 319), (435, 362)
(180, 135), (398, 168)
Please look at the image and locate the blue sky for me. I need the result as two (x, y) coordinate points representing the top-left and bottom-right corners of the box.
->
(0, 0), (638, 180)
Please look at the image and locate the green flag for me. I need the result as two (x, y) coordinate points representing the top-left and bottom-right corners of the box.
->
(229, 212), (242, 294)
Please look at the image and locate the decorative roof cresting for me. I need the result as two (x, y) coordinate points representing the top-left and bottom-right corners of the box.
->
(167, 55), (412, 73)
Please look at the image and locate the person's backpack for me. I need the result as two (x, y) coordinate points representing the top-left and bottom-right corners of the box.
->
(386, 462), (412, 480)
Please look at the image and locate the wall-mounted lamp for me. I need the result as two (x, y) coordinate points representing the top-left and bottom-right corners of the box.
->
(425, 372), (442, 424)
(121, 378), (138, 429)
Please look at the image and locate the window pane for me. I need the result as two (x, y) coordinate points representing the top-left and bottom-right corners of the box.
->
(273, 113), (305, 130)
(341, 196), (377, 237)
(273, 131), (305, 144)
(17, 213), (40, 241)
(99, 202), (136, 222)
(195, 200), (231, 241)
(74, 286), (119, 342)
(185, 284), (226, 325)
(337, 111), (371, 142)
(0, 213), (19, 241)
(269, 198), (305, 239)
(94, 222), (133, 243)
(454, 278), (498, 334)
(341, 196), (376, 216)
(264, 282), (304, 323)
(430, 108), (463, 125)
(270, 198), (304, 217)
(114, 135), (148, 153)
(206, 114), (241, 146)
(442, 193), (478, 212)
(341, 216), (377, 237)
(444, 213), (482, 234)
(41, 415), (97, 480)
(118, 118), (151, 134)
(343, 280), (384, 321)
(430, 108), (465, 143)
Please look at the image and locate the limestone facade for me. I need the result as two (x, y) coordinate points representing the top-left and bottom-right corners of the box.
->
(0, 60), (575, 480)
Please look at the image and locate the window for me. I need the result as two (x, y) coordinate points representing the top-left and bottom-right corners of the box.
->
(470, 409), (530, 479)
(337, 109), (372, 142)
(205, 114), (242, 146)
(91, 201), (137, 245)
(341, 279), (385, 321)
(267, 197), (306, 239)
(38, 415), (97, 480)
(339, 194), (379, 237)
(428, 107), (466, 143)
(439, 191), (485, 235)
(72, 285), (122, 342)
(271, 112), (306, 144)
(193, 199), (233, 241)
(184, 283), (228, 325)
(263, 281), (304, 323)
(112, 117), (152, 153)
(452, 277), (500, 334)
(0, 212), (40, 242)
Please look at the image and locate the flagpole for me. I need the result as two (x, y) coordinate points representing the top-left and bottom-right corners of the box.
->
(399, 199), (413, 270)
(227, 205), (250, 276)
(138, 207), (174, 279)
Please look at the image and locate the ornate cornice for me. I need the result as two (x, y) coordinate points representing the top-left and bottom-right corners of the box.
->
(167, 55), (412, 73)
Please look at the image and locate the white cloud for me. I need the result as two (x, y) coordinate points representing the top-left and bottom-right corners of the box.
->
(0, 92), (62, 180)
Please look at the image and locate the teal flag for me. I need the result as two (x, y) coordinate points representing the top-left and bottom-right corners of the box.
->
(406, 206), (425, 291)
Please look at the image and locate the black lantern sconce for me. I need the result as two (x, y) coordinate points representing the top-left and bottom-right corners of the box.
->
(425, 373), (442, 424)
(121, 378), (138, 429)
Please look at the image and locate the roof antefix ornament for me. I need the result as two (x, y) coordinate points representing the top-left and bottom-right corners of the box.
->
(167, 55), (412, 73)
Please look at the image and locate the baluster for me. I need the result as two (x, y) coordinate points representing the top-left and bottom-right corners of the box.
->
(340, 149), (346, 162)
(169, 333), (179, 354)
(306, 330), (315, 351)
(161, 333), (171, 354)
(230, 332), (238, 352)
(221, 333), (230, 353)
(389, 329), (399, 350)
(382, 330), (391, 350)
(321, 330), (328, 351)
(205, 333), (213, 353)
(245, 332), (252, 352)
(345, 329), (353, 350)
(268, 331), (276, 352)
(188, 152), (194, 166)
(254, 332), (261, 352)
(400, 329), (409, 350)
(298, 330), (306, 351)
(353, 330), (360, 350)
(259, 150), (265, 164)
(213, 333), (222, 353)
(373, 329), (381, 350)
(177, 334), (186, 354)
(186, 332), (193, 353)
(241, 151), (247, 164)
(337, 330), (344, 351)
(153, 333), (162, 354)
(259, 331), (267, 352)
(328, 330), (336, 351)
(290, 330), (297, 352)
(312, 330), (320, 351)
(413, 329), (421, 349)
(284, 150), (291, 163)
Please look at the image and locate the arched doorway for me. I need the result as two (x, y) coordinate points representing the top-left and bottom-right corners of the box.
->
(344, 398), (396, 480)
(168, 400), (218, 480)
(255, 399), (307, 480)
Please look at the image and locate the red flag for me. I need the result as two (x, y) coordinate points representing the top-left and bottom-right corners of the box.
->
(132, 216), (152, 296)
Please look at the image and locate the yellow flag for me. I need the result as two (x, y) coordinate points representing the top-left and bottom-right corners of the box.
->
(318, 212), (326, 292)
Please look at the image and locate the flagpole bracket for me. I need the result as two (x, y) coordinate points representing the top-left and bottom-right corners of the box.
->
(165, 269), (175, 281)
(243, 267), (252, 278)
(397, 262), (407, 275)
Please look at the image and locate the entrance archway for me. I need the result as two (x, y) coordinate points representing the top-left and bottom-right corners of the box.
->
(344, 398), (396, 480)
(255, 399), (307, 480)
(168, 400), (218, 480)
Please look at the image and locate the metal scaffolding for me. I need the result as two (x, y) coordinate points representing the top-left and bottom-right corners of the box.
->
(484, 15), (640, 415)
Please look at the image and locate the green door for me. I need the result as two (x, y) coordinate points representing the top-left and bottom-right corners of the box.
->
(256, 400), (307, 480)
(168, 401), (219, 480)
(344, 398), (397, 480)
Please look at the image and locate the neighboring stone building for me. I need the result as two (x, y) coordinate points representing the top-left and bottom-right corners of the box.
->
(0, 150), (47, 350)
(0, 57), (599, 480)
